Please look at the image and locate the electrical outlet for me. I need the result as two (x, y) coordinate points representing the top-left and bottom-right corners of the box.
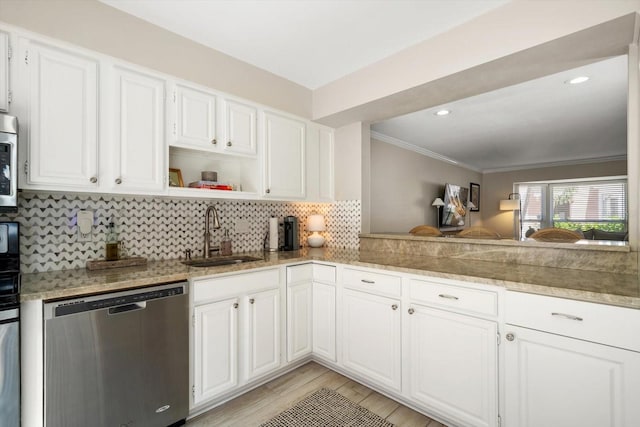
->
(234, 219), (250, 233)
(77, 210), (93, 242)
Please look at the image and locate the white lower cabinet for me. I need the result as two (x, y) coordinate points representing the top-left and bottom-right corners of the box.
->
(407, 304), (498, 427)
(504, 290), (640, 427)
(286, 282), (313, 362)
(342, 288), (402, 391)
(245, 288), (281, 380)
(504, 325), (640, 427)
(191, 268), (281, 409)
(312, 281), (336, 361)
(193, 298), (239, 405)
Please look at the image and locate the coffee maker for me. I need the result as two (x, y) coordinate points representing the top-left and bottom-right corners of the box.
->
(283, 216), (299, 251)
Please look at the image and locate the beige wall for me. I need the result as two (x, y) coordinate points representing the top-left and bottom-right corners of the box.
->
(370, 139), (482, 233)
(0, 0), (311, 118)
(482, 160), (628, 237)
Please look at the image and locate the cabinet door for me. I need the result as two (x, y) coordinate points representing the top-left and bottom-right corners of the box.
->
(173, 84), (217, 150)
(342, 289), (401, 391)
(224, 99), (256, 155)
(287, 282), (312, 362)
(111, 66), (165, 192)
(264, 112), (305, 199)
(245, 288), (280, 381)
(504, 325), (640, 427)
(408, 304), (498, 427)
(0, 31), (8, 113)
(312, 281), (336, 361)
(193, 298), (239, 406)
(22, 39), (99, 189)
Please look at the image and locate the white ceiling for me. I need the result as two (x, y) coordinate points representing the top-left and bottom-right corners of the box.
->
(100, 0), (508, 89)
(371, 55), (628, 172)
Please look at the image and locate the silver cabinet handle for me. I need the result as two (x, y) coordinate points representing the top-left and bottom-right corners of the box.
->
(408, 308), (415, 315)
(266, 189), (270, 194)
(391, 304), (398, 310)
(90, 176), (97, 183)
(361, 279), (375, 284)
(506, 333), (515, 341)
(249, 298), (255, 304)
(211, 139), (217, 145)
(551, 312), (583, 321)
(227, 141), (232, 147)
(438, 294), (459, 300)
(115, 177), (122, 185)
(233, 302), (238, 309)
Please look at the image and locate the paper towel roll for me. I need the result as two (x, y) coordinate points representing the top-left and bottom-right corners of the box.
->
(269, 217), (279, 251)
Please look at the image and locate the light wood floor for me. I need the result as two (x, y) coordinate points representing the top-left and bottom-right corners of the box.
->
(186, 362), (447, 427)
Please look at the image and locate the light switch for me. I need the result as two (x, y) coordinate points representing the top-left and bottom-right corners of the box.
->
(77, 210), (93, 242)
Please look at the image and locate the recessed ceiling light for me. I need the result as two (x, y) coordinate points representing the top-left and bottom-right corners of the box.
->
(434, 109), (451, 116)
(566, 76), (590, 85)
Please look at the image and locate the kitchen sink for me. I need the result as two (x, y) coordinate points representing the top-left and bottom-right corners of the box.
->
(182, 255), (263, 268)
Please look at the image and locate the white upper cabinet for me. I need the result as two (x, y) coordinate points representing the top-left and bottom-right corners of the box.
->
(224, 99), (257, 155)
(172, 83), (217, 150)
(264, 112), (306, 199)
(306, 124), (334, 202)
(19, 38), (99, 190)
(0, 31), (9, 113)
(107, 65), (165, 193)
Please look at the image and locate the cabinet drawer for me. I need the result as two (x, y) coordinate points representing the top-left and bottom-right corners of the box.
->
(193, 268), (280, 303)
(409, 279), (498, 318)
(343, 267), (401, 297)
(506, 291), (640, 352)
(313, 263), (336, 285)
(287, 263), (313, 284)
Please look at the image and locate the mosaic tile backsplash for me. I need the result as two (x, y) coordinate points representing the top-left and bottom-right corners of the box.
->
(0, 192), (361, 273)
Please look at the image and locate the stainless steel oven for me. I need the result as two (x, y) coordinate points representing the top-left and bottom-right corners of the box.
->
(0, 114), (17, 213)
(0, 221), (20, 427)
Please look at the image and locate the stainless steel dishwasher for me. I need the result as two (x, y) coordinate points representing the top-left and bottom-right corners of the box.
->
(44, 281), (189, 427)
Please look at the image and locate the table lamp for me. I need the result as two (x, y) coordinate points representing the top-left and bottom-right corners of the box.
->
(307, 214), (326, 247)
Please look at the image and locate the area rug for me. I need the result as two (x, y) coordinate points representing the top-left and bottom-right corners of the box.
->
(259, 388), (395, 427)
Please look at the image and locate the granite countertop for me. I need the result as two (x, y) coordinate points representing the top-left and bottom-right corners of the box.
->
(20, 248), (640, 309)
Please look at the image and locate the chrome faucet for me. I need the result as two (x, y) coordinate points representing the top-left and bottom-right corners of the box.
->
(204, 205), (221, 258)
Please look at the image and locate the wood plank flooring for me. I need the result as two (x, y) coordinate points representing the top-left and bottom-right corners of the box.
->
(186, 362), (447, 427)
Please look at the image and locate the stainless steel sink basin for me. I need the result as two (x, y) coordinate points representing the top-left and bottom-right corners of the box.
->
(182, 255), (263, 268)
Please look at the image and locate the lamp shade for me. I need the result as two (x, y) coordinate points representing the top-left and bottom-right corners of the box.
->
(307, 214), (326, 232)
(500, 199), (520, 211)
(432, 197), (445, 207)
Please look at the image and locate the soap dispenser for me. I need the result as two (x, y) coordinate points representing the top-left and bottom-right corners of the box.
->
(105, 221), (119, 261)
(220, 228), (232, 256)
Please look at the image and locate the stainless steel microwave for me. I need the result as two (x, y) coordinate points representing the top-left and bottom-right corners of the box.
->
(0, 114), (17, 213)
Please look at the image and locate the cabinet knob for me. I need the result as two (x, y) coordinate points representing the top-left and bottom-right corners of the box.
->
(408, 308), (415, 315)
(249, 298), (255, 304)
(115, 177), (122, 185)
(506, 333), (515, 342)
(227, 141), (232, 147)
(211, 139), (217, 145)
(233, 302), (238, 309)
(90, 176), (97, 183)
(266, 189), (270, 194)
(391, 304), (398, 311)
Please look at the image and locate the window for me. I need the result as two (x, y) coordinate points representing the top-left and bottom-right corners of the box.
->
(515, 177), (627, 236)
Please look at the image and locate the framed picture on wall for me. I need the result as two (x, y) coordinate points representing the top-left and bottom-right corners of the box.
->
(469, 182), (480, 211)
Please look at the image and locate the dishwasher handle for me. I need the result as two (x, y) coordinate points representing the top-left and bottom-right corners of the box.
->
(109, 302), (146, 315)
